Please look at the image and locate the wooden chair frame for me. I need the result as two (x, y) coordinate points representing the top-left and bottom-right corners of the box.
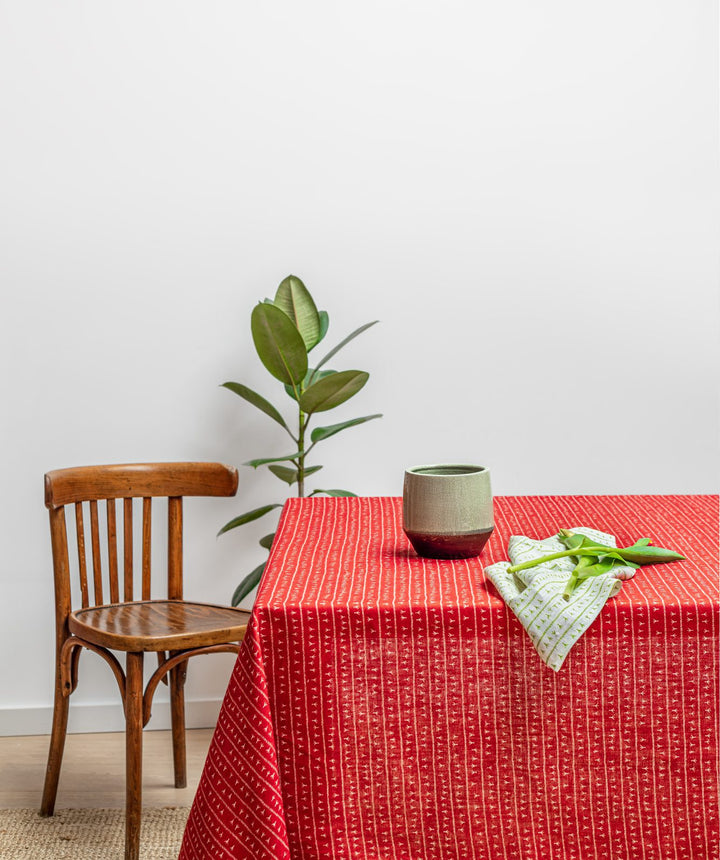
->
(39, 463), (250, 860)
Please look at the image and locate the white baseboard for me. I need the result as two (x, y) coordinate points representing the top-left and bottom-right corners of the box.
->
(0, 699), (223, 737)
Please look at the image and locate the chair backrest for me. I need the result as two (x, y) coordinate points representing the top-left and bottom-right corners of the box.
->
(44, 463), (238, 628)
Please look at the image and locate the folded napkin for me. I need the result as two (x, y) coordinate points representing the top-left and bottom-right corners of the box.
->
(484, 527), (636, 672)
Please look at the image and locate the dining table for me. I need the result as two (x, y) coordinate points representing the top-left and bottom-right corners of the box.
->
(179, 494), (718, 860)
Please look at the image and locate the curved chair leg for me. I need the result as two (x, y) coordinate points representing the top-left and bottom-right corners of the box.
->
(39, 671), (70, 816)
(169, 653), (188, 789)
(125, 652), (144, 860)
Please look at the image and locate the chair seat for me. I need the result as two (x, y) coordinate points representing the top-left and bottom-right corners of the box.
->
(69, 600), (251, 652)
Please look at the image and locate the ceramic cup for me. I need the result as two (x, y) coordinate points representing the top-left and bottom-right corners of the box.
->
(403, 464), (494, 559)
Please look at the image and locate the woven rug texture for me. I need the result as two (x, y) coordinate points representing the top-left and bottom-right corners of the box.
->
(0, 807), (189, 859)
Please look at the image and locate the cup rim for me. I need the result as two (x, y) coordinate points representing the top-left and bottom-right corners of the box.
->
(405, 463), (487, 477)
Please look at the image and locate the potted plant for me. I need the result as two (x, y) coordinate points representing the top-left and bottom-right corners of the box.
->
(220, 275), (381, 604)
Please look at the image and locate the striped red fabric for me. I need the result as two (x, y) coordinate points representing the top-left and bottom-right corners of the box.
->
(179, 495), (719, 860)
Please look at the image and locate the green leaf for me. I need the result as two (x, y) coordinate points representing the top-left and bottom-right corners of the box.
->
(564, 534), (585, 551)
(314, 320), (379, 373)
(558, 529), (611, 551)
(310, 413), (382, 444)
(299, 370), (369, 414)
(274, 275), (322, 351)
(218, 504), (282, 536)
(231, 562), (266, 605)
(268, 464), (323, 485)
(309, 489), (357, 497)
(575, 558), (625, 579)
(594, 549), (630, 564)
(268, 465), (300, 485)
(284, 368), (336, 402)
(316, 311), (330, 345)
(221, 382), (290, 432)
(251, 302), (308, 386)
(245, 452), (303, 468)
(259, 533), (276, 550)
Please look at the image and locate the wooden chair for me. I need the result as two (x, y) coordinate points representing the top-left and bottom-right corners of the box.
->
(39, 463), (251, 860)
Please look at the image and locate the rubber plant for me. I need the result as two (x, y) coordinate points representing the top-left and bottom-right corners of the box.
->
(220, 275), (381, 605)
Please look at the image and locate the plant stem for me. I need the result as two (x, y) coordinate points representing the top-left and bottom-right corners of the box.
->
(562, 571), (579, 599)
(507, 549), (578, 573)
(297, 407), (306, 498)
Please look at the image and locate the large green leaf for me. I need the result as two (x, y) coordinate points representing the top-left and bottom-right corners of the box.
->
(316, 311), (329, 345)
(231, 561), (266, 605)
(268, 464), (323, 485)
(299, 370), (369, 414)
(284, 368), (336, 402)
(251, 302), (308, 386)
(274, 276), (321, 351)
(309, 489), (357, 497)
(217, 504), (281, 536)
(221, 382), (290, 432)
(245, 452), (303, 468)
(314, 320), (378, 372)
(310, 413), (382, 444)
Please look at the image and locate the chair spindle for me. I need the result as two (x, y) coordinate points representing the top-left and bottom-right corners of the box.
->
(107, 499), (119, 604)
(124, 498), (133, 601)
(74, 503), (90, 608)
(168, 497), (182, 600)
(142, 498), (152, 601)
(89, 501), (103, 605)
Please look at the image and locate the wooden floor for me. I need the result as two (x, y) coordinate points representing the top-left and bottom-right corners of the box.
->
(0, 729), (213, 809)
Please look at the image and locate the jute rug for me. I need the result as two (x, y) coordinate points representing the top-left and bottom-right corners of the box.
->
(0, 807), (190, 859)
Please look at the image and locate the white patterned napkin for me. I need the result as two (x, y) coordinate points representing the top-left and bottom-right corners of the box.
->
(484, 527), (635, 672)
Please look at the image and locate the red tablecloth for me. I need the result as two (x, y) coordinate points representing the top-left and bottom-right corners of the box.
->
(180, 495), (719, 860)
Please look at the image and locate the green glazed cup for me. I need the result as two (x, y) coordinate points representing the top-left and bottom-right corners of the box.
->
(402, 464), (494, 559)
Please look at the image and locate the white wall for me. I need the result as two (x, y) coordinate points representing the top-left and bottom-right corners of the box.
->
(1, 1), (717, 736)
